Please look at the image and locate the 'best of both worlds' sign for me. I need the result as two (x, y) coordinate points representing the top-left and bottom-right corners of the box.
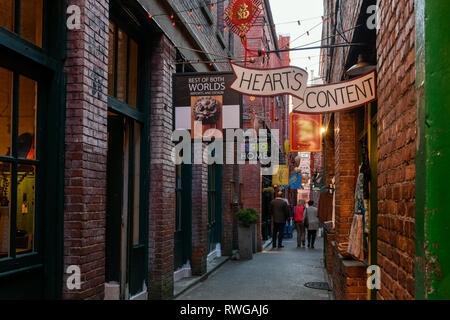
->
(230, 63), (376, 114)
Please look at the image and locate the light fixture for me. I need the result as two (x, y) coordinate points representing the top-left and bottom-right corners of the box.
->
(346, 54), (376, 77)
(321, 127), (326, 134)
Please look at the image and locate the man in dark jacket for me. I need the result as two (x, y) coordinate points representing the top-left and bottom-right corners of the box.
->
(270, 191), (290, 248)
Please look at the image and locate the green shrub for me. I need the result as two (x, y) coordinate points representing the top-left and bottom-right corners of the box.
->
(237, 208), (259, 227)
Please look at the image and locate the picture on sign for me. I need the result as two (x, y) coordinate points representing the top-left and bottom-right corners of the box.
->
(173, 72), (241, 139)
(272, 165), (289, 186)
(191, 95), (223, 139)
(290, 113), (322, 152)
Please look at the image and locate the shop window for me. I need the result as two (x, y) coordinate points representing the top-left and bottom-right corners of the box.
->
(0, 67), (38, 259)
(0, 0), (43, 47)
(108, 21), (139, 108)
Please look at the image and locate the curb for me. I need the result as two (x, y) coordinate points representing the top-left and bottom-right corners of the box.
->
(173, 256), (231, 299)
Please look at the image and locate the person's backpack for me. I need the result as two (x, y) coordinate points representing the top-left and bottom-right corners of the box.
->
(294, 205), (305, 222)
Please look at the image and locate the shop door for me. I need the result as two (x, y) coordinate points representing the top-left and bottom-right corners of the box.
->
(106, 112), (145, 299)
(207, 165), (222, 253)
(174, 164), (192, 270)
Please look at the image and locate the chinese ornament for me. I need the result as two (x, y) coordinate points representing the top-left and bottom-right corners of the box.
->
(224, 0), (263, 37)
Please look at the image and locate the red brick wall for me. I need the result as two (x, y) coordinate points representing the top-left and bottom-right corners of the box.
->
(64, 0), (109, 300)
(191, 144), (208, 275)
(333, 111), (357, 244)
(147, 34), (177, 299)
(376, 0), (416, 300)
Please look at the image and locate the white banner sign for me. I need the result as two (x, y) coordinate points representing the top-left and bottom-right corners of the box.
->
(230, 63), (308, 100)
(293, 71), (376, 114)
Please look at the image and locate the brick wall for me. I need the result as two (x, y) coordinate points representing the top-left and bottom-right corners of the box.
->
(64, 0), (109, 300)
(147, 33), (177, 299)
(191, 144), (208, 275)
(333, 111), (357, 244)
(376, 0), (416, 300)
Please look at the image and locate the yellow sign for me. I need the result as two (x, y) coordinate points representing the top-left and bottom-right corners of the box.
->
(272, 165), (289, 186)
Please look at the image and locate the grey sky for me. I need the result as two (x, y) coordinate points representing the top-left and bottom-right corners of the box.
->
(269, 0), (324, 83)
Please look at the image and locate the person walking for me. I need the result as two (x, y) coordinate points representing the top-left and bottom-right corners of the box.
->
(270, 191), (290, 249)
(304, 200), (319, 248)
(294, 200), (306, 248)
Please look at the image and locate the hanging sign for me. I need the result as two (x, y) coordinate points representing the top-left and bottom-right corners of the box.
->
(293, 71), (376, 114)
(290, 113), (322, 152)
(272, 165), (289, 186)
(224, 0), (263, 36)
(173, 72), (241, 139)
(230, 63), (308, 99)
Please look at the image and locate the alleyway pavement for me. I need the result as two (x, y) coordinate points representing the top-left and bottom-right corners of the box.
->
(177, 230), (332, 300)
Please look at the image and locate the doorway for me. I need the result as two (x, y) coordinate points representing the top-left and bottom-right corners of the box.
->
(106, 111), (146, 299)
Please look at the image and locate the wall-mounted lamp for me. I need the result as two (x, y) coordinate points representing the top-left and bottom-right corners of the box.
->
(346, 54), (376, 77)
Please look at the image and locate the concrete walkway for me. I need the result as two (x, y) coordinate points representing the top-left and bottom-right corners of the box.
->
(176, 230), (332, 300)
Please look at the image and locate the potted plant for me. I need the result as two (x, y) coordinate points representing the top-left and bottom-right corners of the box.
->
(237, 208), (259, 260)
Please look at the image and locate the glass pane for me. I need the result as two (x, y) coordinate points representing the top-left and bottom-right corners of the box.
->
(116, 28), (128, 103)
(0, 162), (11, 258)
(108, 21), (116, 97)
(20, 0), (43, 47)
(128, 39), (138, 108)
(18, 75), (37, 160)
(132, 122), (141, 245)
(0, 67), (13, 156)
(0, 0), (14, 31)
(16, 164), (35, 255)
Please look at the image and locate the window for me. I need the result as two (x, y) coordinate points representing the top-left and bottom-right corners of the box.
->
(0, 67), (38, 259)
(0, 0), (43, 47)
(108, 21), (139, 108)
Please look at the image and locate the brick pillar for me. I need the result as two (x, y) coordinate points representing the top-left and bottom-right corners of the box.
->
(147, 34), (176, 299)
(242, 163), (262, 251)
(64, 0), (109, 300)
(333, 111), (356, 245)
(221, 164), (234, 256)
(191, 143), (208, 275)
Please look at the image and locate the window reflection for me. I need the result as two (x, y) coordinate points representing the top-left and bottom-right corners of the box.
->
(18, 75), (37, 160)
(0, 162), (11, 258)
(16, 165), (35, 255)
(0, 67), (13, 157)
(0, 0), (43, 47)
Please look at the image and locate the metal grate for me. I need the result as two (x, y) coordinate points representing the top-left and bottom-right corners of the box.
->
(304, 282), (332, 291)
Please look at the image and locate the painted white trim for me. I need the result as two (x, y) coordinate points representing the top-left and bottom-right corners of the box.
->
(129, 283), (148, 300)
(173, 261), (192, 282)
(207, 243), (221, 263)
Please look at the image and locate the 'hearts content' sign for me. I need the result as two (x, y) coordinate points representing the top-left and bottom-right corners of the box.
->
(230, 63), (376, 114)
(230, 63), (308, 100)
(293, 71), (376, 113)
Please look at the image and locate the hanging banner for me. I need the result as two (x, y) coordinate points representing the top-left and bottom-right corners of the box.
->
(290, 113), (322, 152)
(272, 165), (289, 186)
(230, 63), (308, 100)
(224, 0), (263, 36)
(289, 173), (302, 189)
(173, 72), (241, 139)
(293, 71), (376, 114)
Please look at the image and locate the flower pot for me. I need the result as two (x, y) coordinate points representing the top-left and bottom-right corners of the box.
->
(238, 223), (256, 260)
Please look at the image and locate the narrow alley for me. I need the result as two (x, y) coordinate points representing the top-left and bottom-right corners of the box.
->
(177, 232), (331, 300)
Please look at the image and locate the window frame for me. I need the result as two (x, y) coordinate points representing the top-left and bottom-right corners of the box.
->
(0, 0), (66, 299)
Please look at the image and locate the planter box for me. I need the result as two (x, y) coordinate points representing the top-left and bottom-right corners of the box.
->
(238, 223), (256, 260)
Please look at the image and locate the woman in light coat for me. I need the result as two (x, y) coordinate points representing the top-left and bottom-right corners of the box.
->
(304, 200), (319, 248)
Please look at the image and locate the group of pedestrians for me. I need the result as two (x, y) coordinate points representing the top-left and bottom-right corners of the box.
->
(270, 191), (319, 249)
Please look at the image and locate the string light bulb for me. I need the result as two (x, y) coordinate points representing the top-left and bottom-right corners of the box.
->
(172, 21), (176, 26)
(197, 25), (201, 30)
(189, 9), (193, 15)
(148, 13), (152, 19)
(170, 14), (174, 19)
(211, 4), (215, 9)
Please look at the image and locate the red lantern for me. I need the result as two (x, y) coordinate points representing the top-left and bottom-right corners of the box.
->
(223, 0), (263, 37)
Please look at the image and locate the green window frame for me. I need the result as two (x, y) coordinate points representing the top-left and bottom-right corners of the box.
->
(0, 0), (66, 299)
